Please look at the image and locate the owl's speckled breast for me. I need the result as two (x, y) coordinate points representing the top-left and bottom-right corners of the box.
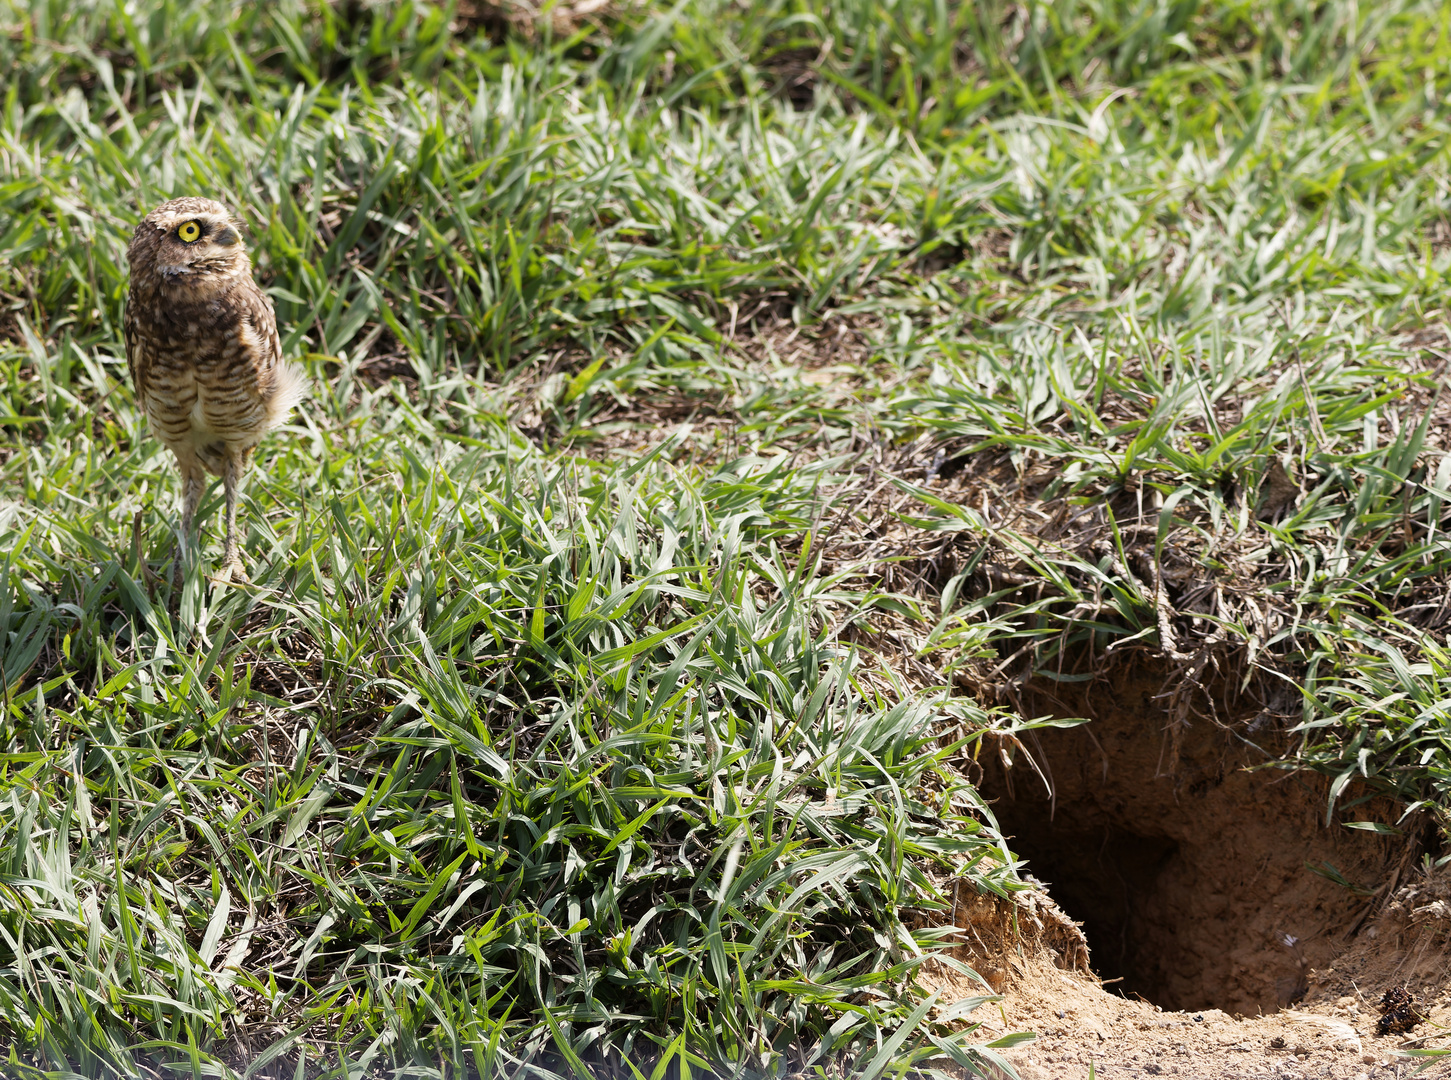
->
(125, 248), (295, 470)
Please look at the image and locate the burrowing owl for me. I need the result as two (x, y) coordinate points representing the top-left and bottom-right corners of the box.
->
(124, 198), (304, 583)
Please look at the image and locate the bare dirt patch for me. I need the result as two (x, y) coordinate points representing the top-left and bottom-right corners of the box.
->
(935, 870), (1451, 1079)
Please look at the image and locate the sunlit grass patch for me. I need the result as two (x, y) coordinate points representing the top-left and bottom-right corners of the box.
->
(2, 428), (1031, 1076)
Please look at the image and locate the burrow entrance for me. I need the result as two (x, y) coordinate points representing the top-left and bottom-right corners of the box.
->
(976, 657), (1410, 1015)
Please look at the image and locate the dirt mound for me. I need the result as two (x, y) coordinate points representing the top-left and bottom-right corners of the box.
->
(920, 875), (1092, 998)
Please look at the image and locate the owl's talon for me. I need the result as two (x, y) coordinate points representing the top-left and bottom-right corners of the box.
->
(214, 560), (251, 585)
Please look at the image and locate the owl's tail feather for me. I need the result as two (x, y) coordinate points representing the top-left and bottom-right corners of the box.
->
(265, 362), (308, 430)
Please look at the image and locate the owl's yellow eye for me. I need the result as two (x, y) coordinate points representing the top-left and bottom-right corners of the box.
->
(177, 221), (202, 243)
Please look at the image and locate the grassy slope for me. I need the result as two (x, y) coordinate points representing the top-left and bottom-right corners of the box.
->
(2, 0), (1451, 1075)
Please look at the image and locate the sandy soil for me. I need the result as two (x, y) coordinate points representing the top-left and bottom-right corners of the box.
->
(930, 868), (1451, 1080)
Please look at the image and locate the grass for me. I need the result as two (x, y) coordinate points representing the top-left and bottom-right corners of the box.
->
(4, 0), (1451, 1075)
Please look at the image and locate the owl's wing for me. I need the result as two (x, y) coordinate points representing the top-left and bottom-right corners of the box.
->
(259, 291), (284, 371)
(122, 298), (145, 413)
(236, 283), (305, 429)
(233, 283), (282, 369)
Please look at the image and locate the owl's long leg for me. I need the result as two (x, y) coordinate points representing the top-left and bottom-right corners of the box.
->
(217, 448), (250, 584)
(175, 460), (205, 588)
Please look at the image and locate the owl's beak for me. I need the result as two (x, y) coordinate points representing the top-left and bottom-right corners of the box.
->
(214, 225), (241, 247)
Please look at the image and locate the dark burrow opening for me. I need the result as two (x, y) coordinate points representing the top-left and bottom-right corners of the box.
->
(975, 659), (1406, 1014)
(1013, 825), (1180, 993)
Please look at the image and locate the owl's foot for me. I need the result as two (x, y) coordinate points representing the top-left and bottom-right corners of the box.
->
(214, 558), (251, 585)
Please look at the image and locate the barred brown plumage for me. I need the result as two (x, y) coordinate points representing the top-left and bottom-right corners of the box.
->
(124, 197), (305, 584)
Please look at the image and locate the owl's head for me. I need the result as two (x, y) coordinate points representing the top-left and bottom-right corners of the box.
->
(128, 197), (251, 282)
